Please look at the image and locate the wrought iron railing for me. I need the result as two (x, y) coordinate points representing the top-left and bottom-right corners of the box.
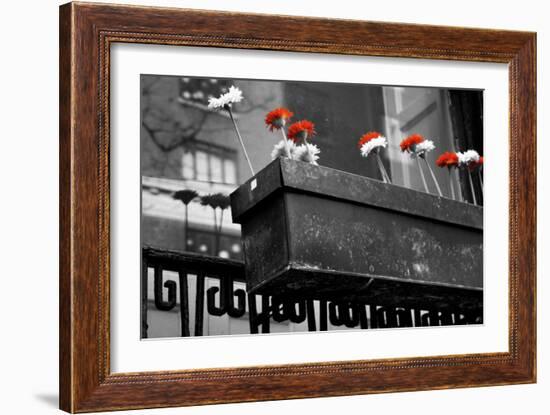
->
(142, 246), (482, 338)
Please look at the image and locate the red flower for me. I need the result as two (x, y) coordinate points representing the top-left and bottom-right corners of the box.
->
(436, 152), (459, 168)
(400, 134), (425, 152)
(357, 131), (382, 149)
(287, 120), (316, 142)
(265, 107), (294, 131)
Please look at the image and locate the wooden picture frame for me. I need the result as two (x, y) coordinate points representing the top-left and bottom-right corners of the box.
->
(59, 2), (536, 412)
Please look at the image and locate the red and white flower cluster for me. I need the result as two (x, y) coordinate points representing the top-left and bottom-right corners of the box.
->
(400, 134), (436, 158)
(435, 149), (484, 204)
(357, 131), (391, 183)
(209, 84), (483, 205)
(358, 132), (388, 157)
(265, 108), (320, 165)
(436, 150), (483, 171)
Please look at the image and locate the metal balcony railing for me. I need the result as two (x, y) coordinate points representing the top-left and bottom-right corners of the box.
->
(142, 246), (482, 338)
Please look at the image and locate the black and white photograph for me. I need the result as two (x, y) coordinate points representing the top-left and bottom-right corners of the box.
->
(140, 75), (484, 339)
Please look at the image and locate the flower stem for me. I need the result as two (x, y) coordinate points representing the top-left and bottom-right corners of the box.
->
(478, 168), (484, 200)
(423, 158), (442, 197)
(227, 107), (255, 176)
(280, 128), (292, 159)
(216, 208), (224, 255)
(454, 169), (464, 202)
(467, 169), (478, 205)
(376, 152), (392, 184)
(184, 205), (189, 250)
(448, 169), (456, 200)
(212, 208), (218, 254)
(218, 209), (224, 235)
(375, 154), (388, 183)
(416, 157), (430, 193)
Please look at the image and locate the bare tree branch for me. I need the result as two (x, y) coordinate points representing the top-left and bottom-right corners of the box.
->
(141, 78), (276, 157)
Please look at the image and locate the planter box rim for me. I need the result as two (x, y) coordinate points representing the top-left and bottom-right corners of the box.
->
(230, 158), (483, 230)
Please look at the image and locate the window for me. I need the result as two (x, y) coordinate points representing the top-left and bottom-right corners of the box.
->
(178, 77), (233, 108)
(186, 229), (243, 260)
(181, 142), (238, 185)
(195, 151), (209, 181)
(382, 86), (459, 194)
(223, 159), (237, 185)
(210, 154), (223, 183)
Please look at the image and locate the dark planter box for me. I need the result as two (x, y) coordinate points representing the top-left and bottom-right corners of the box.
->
(230, 158), (483, 310)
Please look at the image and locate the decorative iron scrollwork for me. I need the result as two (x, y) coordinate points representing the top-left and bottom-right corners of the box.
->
(142, 248), (485, 337)
(206, 275), (246, 318)
(248, 293), (271, 334)
(153, 265), (177, 311)
(373, 306), (414, 328)
(329, 302), (367, 328)
(271, 297), (307, 324)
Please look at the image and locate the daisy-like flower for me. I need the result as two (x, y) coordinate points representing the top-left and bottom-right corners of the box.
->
(457, 150), (482, 205)
(435, 152), (460, 201)
(357, 131), (391, 183)
(271, 139), (297, 160)
(360, 136), (388, 158)
(401, 134), (441, 196)
(207, 85), (253, 175)
(357, 131), (387, 157)
(294, 143), (321, 165)
(414, 140), (435, 157)
(400, 133), (425, 153)
(436, 152), (459, 168)
(287, 120), (316, 142)
(400, 134), (435, 157)
(457, 149), (480, 167)
(265, 108), (294, 131)
(207, 85), (243, 110)
(357, 131), (383, 148)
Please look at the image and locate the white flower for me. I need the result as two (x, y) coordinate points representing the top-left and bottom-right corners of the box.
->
(207, 85), (243, 109)
(413, 139), (435, 157)
(295, 143), (320, 165)
(457, 149), (480, 166)
(271, 140), (297, 160)
(360, 136), (387, 158)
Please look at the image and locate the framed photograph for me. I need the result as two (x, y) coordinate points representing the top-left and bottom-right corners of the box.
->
(59, 2), (536, 412)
